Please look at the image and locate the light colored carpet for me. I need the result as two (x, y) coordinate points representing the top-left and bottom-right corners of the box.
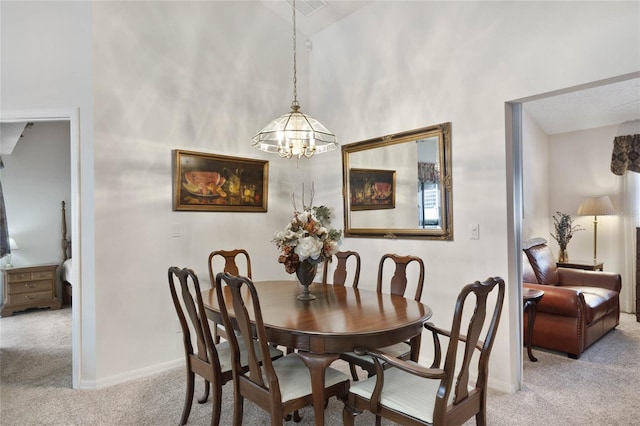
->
(1, 307), (638, 425)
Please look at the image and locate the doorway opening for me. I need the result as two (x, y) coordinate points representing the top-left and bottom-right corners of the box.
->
(506, 71), (640, 390)
(1, 109), (81, 389)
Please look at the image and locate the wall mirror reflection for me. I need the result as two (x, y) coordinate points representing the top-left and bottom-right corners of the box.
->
(342, 122), (453, 240)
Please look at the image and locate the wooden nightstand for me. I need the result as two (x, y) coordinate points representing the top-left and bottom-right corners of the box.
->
(1, 264), (61, 317)
(556, 260), (604, 271)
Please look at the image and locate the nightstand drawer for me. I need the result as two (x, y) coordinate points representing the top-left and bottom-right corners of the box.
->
(7, 279), (54, 295)
(6, 270), (55, 282)
(31, 270), (55, 280)
(7, 290), (54, 305)
(6, 271), (32, 282)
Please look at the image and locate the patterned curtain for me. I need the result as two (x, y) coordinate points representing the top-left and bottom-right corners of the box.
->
(611, 134), (640, 175)
(417, 162), (439, 184)
(0, 157), (10, 258)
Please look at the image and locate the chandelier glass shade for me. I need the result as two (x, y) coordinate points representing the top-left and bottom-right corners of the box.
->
(252, 0), (337, 159)
(252, 102), (337, 159)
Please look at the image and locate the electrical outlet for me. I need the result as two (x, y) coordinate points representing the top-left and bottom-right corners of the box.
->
(470, 224), (480, 240)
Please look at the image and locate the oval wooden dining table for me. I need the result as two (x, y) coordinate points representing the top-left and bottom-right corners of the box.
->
(202, 280), (432, 426)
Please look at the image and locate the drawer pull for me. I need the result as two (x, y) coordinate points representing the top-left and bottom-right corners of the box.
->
(25, 295), (38, 300)
(25, 283), (38, 289)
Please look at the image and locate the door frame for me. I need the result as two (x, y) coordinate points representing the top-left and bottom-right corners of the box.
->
(1, 108), (81, 389)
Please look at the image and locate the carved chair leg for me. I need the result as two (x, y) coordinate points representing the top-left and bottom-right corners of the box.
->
(198, 380), (210, 403)
(342, 403), (360, 426)
(232, 394), (243, 426)
(180, 371), (195, 425)
(210, 383), (222, 426)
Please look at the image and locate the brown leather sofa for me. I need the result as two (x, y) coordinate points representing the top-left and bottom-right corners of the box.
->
(522, 238), (621, 358)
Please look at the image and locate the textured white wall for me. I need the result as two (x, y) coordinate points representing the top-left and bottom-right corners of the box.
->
(549, 125), (624, 281)
(91, 1), (314, 381)
(522, 108), (551, 241)
(2, 0), (639, 392)
(309, 1), (640, 391)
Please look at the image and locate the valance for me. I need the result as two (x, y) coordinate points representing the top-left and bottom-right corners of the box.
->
(418, 162), (439, 184)
(611, 134), (640, 176)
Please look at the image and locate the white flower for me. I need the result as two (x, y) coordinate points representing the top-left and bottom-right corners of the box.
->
(298, 210), (311, 223)
(326, 240), (340, 256)
(294, 236), (324, 261)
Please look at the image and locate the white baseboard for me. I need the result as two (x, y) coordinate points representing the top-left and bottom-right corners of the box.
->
(80, 358), (183, 389)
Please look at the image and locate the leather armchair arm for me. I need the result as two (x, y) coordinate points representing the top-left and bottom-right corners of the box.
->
(523, 283), (585, 317)
(557, 268), (622, 292)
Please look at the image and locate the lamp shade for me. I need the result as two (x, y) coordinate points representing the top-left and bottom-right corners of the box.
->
(577, 195), (616, 216)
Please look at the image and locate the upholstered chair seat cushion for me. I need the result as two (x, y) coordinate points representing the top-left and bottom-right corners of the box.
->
(218, 337), (283, 373)
(348, 360), (473, 424)
(256, 354), (349, 403)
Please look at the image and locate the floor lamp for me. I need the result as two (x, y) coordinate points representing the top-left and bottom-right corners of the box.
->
(577, 195), (615, 262)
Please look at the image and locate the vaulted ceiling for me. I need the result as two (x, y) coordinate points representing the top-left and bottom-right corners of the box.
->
(263, 1), (640, 136)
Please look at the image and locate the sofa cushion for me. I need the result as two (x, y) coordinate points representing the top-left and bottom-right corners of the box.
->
(522, 252), (539, 284)
(524, 243), (559, 285)
(566, 286), (619, 324)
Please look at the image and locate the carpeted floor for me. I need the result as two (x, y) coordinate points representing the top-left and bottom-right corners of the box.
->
(1, 307), (638, 425)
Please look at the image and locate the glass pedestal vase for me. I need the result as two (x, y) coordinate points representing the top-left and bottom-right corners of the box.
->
(296, 261), (317, 301)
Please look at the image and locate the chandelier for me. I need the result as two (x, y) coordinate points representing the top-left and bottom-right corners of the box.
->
(252, 0), (338, 159)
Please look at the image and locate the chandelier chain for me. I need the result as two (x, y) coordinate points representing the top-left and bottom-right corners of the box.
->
(292, 0), (298, 108)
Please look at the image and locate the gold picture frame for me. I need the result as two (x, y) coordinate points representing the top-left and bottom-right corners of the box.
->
(172, 149), (268, 212)
(349, 168), (396, 211)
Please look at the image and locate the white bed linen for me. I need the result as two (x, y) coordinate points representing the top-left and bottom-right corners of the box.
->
(61, 258), (73, 284)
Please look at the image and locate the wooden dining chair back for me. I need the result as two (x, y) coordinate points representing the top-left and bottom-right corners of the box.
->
(341, 253), (426, 380)
(168, 266), (232, 426)
(215, 272), (350, 426)
(343, 276), (506, 426)
(208, 249), (252, 280)
(207, 249), (252, 343)
(321, 250), (361, 287)
(377, 253), (425, 301)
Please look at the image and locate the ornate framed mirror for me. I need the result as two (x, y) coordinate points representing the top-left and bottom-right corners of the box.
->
(342, 122), (452, 240)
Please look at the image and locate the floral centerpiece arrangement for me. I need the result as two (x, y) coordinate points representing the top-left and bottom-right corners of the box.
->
(551, 211), (583, 261)
(273, 186), (342, 300)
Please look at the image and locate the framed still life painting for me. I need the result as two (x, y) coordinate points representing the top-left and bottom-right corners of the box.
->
(172, 149), (268, 212)
(349, 168), (396, 211)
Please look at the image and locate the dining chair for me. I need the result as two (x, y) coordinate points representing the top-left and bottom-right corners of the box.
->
(343, 276), (505, 426)
(321, 250), (361, 287)
(215, 271), (350, 426)
(207, 249), (252, 344)
(340, 253), (425, 380)
(168, 267), (282, 426)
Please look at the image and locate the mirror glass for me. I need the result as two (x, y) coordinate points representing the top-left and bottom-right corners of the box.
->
(342, 123), (452, 240)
